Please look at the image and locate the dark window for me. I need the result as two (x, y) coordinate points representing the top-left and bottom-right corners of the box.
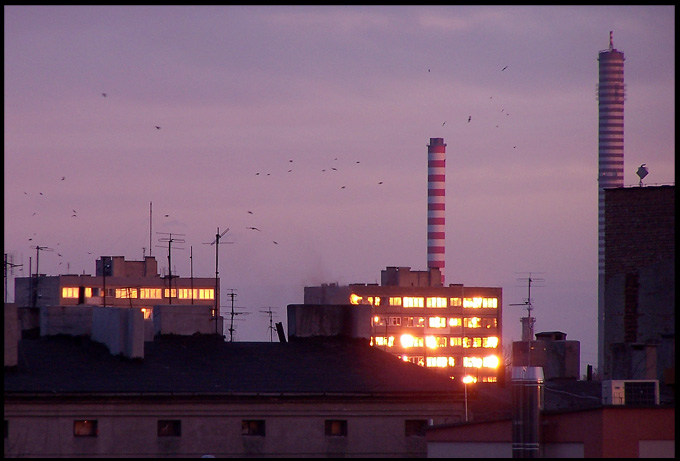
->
(241, 420), (265, 436)
(73, 420), (98, 437)
(325, 419), (347, 437)
(405, 419), (428, 437)
(157, 420), (181, 437)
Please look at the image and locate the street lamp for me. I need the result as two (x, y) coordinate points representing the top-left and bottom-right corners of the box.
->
(462, 374), (476, 422)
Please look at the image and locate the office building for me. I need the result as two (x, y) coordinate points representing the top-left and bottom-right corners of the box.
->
(304, 266), (502, 383)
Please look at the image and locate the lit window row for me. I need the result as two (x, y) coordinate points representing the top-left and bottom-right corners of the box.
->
(461, 297), (498, 309)
(463, 355), (500, 369)
(398, 354), (500, 369)
(349, 294), (381, 306)
(372, 334), (499, 350)
(62, 287), (92, 298)
(372, 316), (496, 329)
(352, 295), (498, 309)
(116, 288), (138, 299)
(61, 287), (214, 300)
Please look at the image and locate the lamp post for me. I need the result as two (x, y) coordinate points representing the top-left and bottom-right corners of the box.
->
(462, 374), (475, 422)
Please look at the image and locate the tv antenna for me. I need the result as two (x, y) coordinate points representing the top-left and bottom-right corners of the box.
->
(222, 289), (249, 342)
(4, 253), (23, 303)
(510, 273), (544, 366)
(203, 227), (233, 335)
(259, 307), (279, 342)
(156, 232), (185, 304)
(30, 245), (53, 307)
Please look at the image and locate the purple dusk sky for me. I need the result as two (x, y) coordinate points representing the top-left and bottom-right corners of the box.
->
(4, 6), (675, 372)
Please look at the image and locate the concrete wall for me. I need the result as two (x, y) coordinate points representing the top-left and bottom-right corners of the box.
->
(152, 304), (221, 336)
(4, 397), (455, 458)
(287, 304), (372, 339)
(40, 305), (93, 337)
(4, 303), (19, 367)
(92, 307), (144, 359)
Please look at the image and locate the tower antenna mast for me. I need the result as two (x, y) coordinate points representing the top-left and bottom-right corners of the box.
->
(259, 307), (279, 342)
(510, 272), (545, 366)
(29, 245), (54, 307)
(156, 232), (185, 304)
(4, 253), (23, 303)
(203, 227), (232, 336)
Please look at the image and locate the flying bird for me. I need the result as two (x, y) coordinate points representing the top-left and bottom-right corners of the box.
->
(501, 65), (508, 71)
(61, 176), (66, 181)
(71, 214), (77, 218)
(272, 241), (278, 245)
(155, 126), (161, 130)
(246, 227), (261, 231)
(467, 116), (471, 123)
(442, 121), (446, 126)
(247, 210), (254, 214)
(378, 181), (383, 185)
(39, 192), (43, 195)
(331, 167), (338, 171)
(102, 93), (107, 97)
(164, 214), (169, 217)
(341, 185), (346, 189)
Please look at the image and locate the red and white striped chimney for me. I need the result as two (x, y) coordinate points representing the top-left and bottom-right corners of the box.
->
(427, 137), (446, 283)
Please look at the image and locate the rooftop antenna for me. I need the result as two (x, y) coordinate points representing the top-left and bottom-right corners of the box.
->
(4, 253), (23, 303)
(149, 202), (153, 257)
(636, 164), (648, 187)
(222, 289), (250, 342)
(259, 307), (279, 342)
(30, 245), (54, 307)
(510, 272), (544, 366)
(156, 232), (185, 304)
(203, 227), (233, 336)
(189, 246), (194, 305)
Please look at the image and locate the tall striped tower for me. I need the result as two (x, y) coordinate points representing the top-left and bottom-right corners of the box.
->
(597, 31), (625, 373)
(427, 138), (446, 284)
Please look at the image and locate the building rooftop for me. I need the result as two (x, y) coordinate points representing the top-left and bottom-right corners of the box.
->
(5, 333), (462, 396)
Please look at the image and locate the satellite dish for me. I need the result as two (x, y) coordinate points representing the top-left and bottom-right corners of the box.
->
(636, 164), (648, 186)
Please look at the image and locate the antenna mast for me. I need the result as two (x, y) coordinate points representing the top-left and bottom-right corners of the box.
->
(510, 273), (545, 366)
(30, 245), (54, 307)
(149, 202), (153, 257)
(259, 307), (278, 342)
(156, 232), (185, 304)
(4, 253), (23, 303)
(203, 227), (233, 336)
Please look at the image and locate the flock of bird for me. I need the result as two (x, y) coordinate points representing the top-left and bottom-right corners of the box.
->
(13, 62), (516, 279)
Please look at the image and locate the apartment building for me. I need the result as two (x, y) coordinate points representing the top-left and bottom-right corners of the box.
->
(304, 266), (502, 383)
(14, 256), (219, 321)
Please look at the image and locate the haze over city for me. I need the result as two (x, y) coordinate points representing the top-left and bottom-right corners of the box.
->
(4, 6), (675, 374)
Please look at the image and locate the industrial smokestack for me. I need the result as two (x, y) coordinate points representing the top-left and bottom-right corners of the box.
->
(427, 138), (446, 284)
(597, 31), (625, 374)
(512, 366), (544, 458)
